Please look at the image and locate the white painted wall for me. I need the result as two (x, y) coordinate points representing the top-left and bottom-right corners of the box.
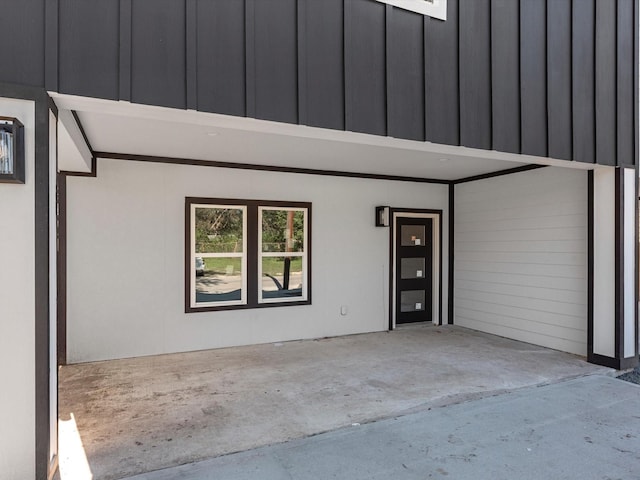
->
(593, 168), (616, 358)
(454, 167), (588, 356)
(66, 159), (449, 363)
(623, 167), (637, 358)
(0, 98), (36, 479)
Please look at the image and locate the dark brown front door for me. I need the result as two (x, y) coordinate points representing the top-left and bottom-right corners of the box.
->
(395, 217), (433, 324)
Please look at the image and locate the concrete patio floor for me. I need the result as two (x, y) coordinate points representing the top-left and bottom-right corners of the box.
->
(57, 325), (612, 480)
(125, 375), (640, 480)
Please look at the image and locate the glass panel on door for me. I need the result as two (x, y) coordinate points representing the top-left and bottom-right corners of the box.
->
(400, 290), (426, 313)
(400, 225), (426, 246)
(400, 257), (426, 279)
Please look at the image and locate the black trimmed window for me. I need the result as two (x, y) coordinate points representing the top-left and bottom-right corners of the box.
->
(186, 198), (311, 312)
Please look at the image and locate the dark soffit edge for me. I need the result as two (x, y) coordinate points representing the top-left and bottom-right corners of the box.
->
(88, 151), (552, 186)
(452, 164), (548, 184)
(93, 151), (451, 184)
(71, 110), (95, 154)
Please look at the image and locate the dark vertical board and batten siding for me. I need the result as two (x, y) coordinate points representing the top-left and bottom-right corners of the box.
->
(196, 0), (246, 117)
(297, 0), (308, 125)
(245, 0), (256, 117)
(45, 0), (59, 92)
(0, 0), (45, 87)
(298, 0), (345, 130)
(186, 0), (198, 111)
(572, 0), (596, 164)
(119, 0), (132, 102)
(635, 0), (639, 169)
(547, 0), (573, 161)
(386, 7), (425, 141)
(345, 0), (387, 136)
(130, 0), (187, 109)
(58, 0), (120, 100)
(595, 0), (617, 167)
(424, 0), (459, 145)
(0, 0), (636, 168)
(248, 0), (298, 124)
(490, 0), (520, 154)
(617, 0), (635, 167)
(459, 0), (492, 150)
(520, 0), (547, 158)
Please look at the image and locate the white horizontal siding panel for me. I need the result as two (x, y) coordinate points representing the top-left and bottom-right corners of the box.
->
(456, 251), (586, 266)
(456, 201), (585, 223)
(454, 226), (585, 242)
(454, 167), (588, 356)
(456, 270), (585, 292)
(456, 260), (586, 279)
(456, 182), (583, 204)
(455, 279), (587, 305)
(455, 298), (585, 331)
(454, 288), (586, 317)
(455, 239), (586, 253)
(455, 214), (586, 232)
(456, 168), (584, 203)
(456, 308), (585, 342)
(455, 314), (586, 356)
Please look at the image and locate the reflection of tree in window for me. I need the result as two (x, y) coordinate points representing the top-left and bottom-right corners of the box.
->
(262, 210), (304, 290)
(196, 208), (243, 254)
(262, 210), (304, 252)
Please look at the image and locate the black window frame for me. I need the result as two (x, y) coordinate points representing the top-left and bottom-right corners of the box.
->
(185, 197), (312, 313)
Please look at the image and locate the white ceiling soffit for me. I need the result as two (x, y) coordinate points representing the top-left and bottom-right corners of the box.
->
(374, 0), (447, 20)
(49, 92), (592, 180)
(57, 109), (92, 173)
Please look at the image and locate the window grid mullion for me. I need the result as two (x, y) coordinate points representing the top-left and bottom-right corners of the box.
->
(260, 252), (305, 258)
(196, 252), (245, 258)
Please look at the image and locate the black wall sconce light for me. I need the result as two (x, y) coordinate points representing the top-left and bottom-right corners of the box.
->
(375, 206), (390, 227)
(0, 116), (25, 184)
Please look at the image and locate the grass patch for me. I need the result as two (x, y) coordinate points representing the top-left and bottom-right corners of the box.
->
(204, 257), (302, 276)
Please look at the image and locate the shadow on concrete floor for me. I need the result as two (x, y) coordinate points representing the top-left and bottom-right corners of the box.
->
(57, 325), (611, 480)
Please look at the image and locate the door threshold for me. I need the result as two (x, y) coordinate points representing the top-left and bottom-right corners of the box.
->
(395, 322), (436, 329)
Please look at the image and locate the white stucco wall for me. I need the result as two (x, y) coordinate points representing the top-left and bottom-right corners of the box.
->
(66, 159), (449, 363)
(623, 167), (636, 358)
(454, 167), (588, 356)
(593, 168), (616, 358)
(0, 98), (36, 479)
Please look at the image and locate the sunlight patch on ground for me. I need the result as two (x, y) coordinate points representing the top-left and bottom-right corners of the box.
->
(58, 413), (93, 480)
